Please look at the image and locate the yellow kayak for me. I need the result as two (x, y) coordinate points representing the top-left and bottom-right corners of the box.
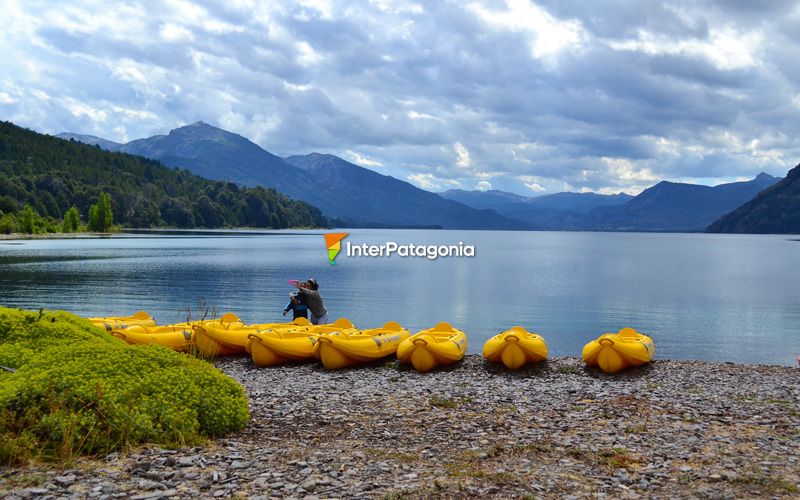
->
(194, 316), (310, 357)
(582, 327), (655, 373)
(248, 328), (318, 367)
(313, 321), (410, 370)
(88, 311), (156, 331)
(246, 318), (356, 367)
(397, 322), (468, 372)
(191, 313), (247, 357)
(111, 323), (195, 351)
(244, 317), (311, 354)
(483, 326), (548, 369)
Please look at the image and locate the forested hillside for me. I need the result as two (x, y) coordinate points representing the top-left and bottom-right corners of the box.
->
(0, 122), (325, 230)
(708, 163), (800, 234)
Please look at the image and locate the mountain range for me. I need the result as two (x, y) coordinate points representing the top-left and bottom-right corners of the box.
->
(443, 174), (779, 231)
(59, 124), (518, 230)
(58, 123), (786, 232)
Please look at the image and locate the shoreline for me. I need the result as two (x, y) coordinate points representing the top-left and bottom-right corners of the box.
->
(0, 232), (113, 240)
(1, 355), (798, 498)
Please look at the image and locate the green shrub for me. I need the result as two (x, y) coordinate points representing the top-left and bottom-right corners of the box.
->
(0, 213), (17, 234)
(0, 307), (249, 465)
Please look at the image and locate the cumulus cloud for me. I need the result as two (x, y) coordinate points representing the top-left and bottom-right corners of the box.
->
(346, 149), (383, 168)
(0, 0), (798, 195)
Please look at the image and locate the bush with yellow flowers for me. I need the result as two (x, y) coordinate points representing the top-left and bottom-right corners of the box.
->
(0, 307), (249, 465)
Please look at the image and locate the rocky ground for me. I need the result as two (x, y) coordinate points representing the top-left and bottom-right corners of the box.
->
(2, 356), (799, 499)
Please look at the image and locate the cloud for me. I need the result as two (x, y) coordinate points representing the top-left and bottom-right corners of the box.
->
(407, 173), (461, 190)
(476, 180), (492, 191)
(346, 149), (383, 168)
(454, 142), (471, 169)
(1, 0), (798, 196)
(517, 175), (546, 192)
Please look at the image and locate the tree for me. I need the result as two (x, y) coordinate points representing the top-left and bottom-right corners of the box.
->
(88, 192), (113, 232)
(0, 195), (17, 214)
(20, 204), (36, 234)
(269, 213), (280, 229)
(0, 213), (17, 234)
(62, 205), (80, 233)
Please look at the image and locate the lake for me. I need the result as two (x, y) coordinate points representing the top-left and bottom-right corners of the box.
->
(1, 229), (798, 366)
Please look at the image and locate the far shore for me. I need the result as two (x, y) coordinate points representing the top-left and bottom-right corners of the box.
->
(0, 232), (113, 240)
(0, 228), (330, 240)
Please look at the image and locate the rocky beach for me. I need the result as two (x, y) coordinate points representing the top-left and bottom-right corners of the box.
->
(2, 356), (799, 499)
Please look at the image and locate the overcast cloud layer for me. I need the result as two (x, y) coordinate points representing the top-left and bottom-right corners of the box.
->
(2, 0), (800, 195)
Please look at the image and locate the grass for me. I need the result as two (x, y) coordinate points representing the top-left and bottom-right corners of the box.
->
(552, 364), (582, 374)
(623, 423), (648, 434)
(596, 447), (637, 469)
(730, 467), (800, 494)
(0, 471), (48, 489)
(429, 395), (457, 409)
(561, 445), (639, 471)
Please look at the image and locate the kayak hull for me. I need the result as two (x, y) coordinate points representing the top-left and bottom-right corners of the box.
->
(582, 327), (655, 373)
(88, 311), (156, 331)
(313, 321), (410, 370)
(397, 322), (468, 372)
(194, 316), (311, 358)
(248, 329), (319, 367)
(483, 327), (548, 369)
(112, 323), (194, 351)
(190, 313), (246, 357)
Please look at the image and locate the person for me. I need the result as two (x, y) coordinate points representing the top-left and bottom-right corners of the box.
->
(294, 278), (328, 325)
(283, 291), (308, 320)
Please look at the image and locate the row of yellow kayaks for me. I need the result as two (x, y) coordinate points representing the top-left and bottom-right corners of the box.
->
(90, 313), (469, 372)
(482, 326), (655, 372)
(89, 313), (654, 373)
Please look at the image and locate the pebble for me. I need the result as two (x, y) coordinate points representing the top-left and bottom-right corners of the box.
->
(1, 356), (798, 499)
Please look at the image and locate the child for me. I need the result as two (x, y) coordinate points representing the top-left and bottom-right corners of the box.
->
(283, 291), (309, 320)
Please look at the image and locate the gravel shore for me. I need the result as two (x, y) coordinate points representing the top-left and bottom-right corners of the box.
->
(2, 355), (799, 499)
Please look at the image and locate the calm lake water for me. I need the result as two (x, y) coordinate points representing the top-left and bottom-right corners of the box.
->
(1, 230), (798, 366)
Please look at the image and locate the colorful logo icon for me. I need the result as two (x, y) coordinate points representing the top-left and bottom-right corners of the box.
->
(324, 233), (348, 265)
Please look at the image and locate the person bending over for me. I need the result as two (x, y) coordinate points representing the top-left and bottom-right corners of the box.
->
(295, 278), (328, 325)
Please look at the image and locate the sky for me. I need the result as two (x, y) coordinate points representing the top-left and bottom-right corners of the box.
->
(1, 0), (800, 196)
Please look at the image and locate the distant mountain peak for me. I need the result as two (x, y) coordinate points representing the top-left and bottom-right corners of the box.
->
(171, 121), (218, 133)
(755, 172), (777, 181)
(183, 120), (213, 129)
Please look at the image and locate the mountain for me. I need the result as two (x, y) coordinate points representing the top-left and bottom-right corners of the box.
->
(118, 122), (310, 198)
(708, 165), (800, 234)
(588, 173), (781, 231)
(55, 133), (122, 151)
(441, 189), (633, 229)
(0, 121), (325, 229)
(64, 123), (520, 229)
(283, 153), (519, 229)
(442, 189), (632, 213)
(440, 189), (535, 211)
